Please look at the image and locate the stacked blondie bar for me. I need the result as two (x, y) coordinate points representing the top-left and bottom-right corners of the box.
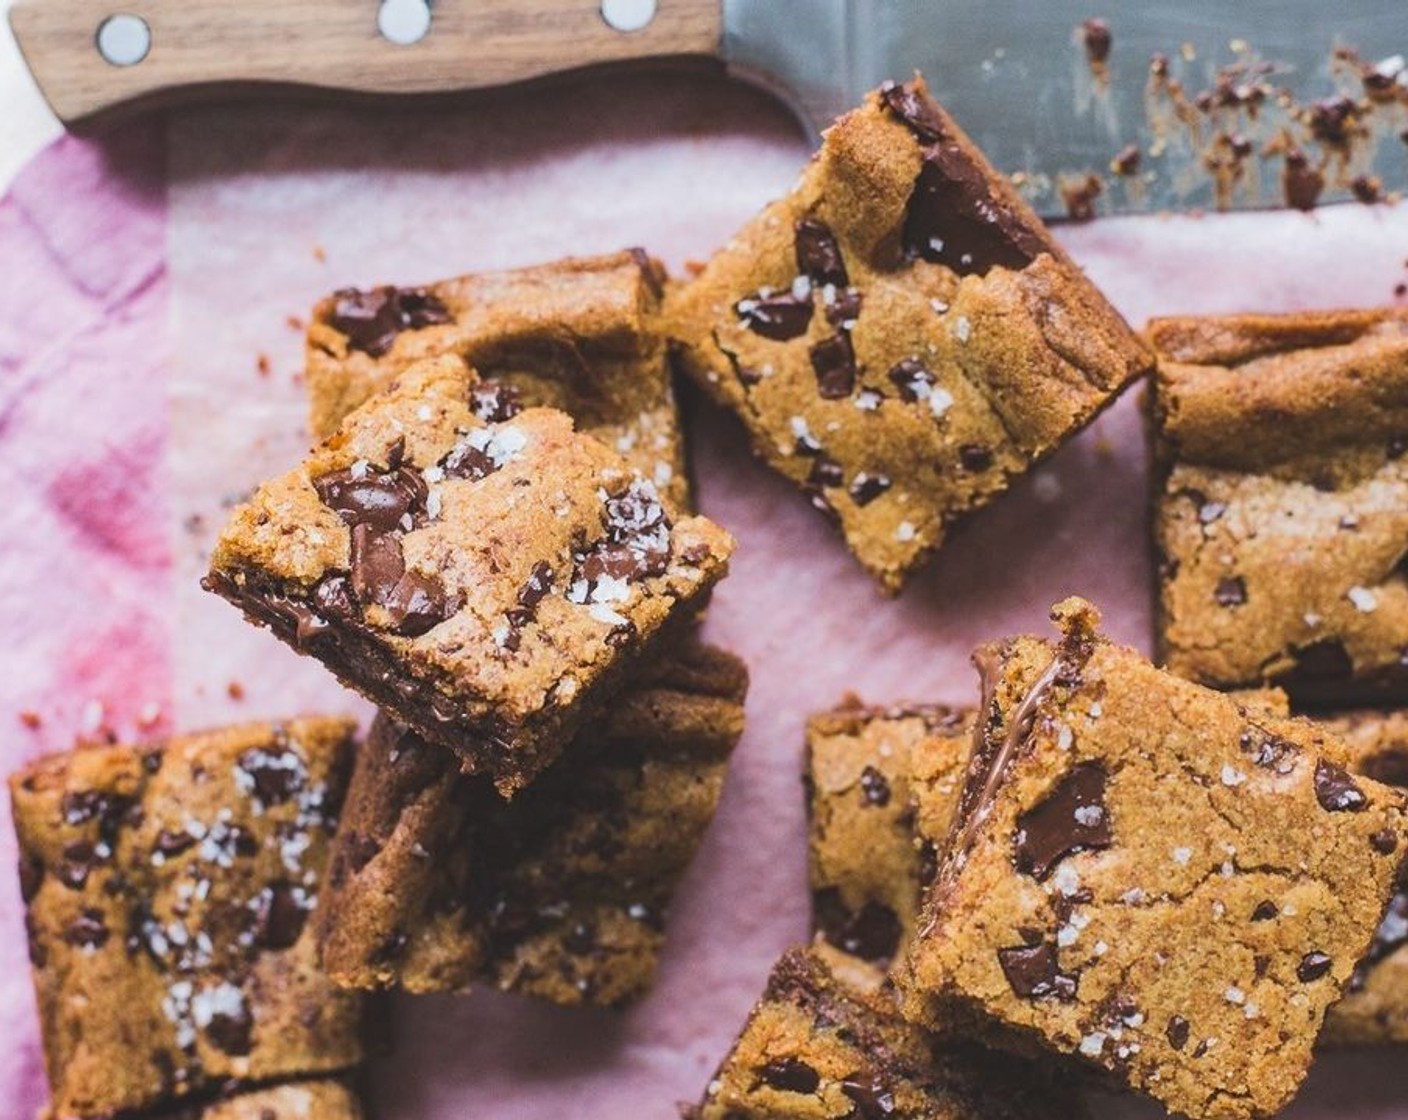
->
(11, 73), (1408, 1120)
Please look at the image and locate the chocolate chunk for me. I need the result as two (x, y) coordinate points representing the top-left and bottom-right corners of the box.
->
(350, 523), (407, 606)
(1239, 727), (1298, 774)
(18, 855), (44, 904)
(314, 465), (427, 533)
(902, 145), (1045, 276)
(1315, 759), (1368, 812)
(1166, 1015), (1190, 1050)
(996, 941), (1078, 1000)
(236, 744), (306, 806)
(808, 457), (844, 489)
(205, 999), (254, 1056)
(64, 908), (109, 949)
(470, 379), (523, 423)
(1014, 762), (1113, 880)
(824, 287), (864, 329)
(330, 286), (452, 357)
(1251, 900), (1278, 922)
(252, 882), (308, 950)
(759, 1058), (820, 1094)
(878, 79), (946, 142)
(1297, 951), (1333, 982)
(440, 434), (498, 482)
(1082, 18), (1112, 64)
(154, 829), (197, 859)
(888, 357), (935, 402)
(1371, 828), (1399, 855)
(1308, 96), (1358, 146)
(794, 218), (849, 287)
(313, 573), (358, 621)
(61, 790), (109, 826)
(736, 290), (813, 341)
(516, 561), (554, 611)
(841, 1078), (897, 1119)
(1214, 576), (1247, 607)
(959, 444), (993, 472)
(849, 472), (891, 507)
(813, 889), (902, 963)
(1283, 149), (1325, 212)
(383, 569), (457, 637)
(859, 766), (891, 806)
(810, 334), (857, 399)
(1352, 175), (1383, 204)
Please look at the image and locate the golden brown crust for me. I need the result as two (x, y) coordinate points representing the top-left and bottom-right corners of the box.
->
(11, 721), (364, 1120)
(668, 78), (1150, 593)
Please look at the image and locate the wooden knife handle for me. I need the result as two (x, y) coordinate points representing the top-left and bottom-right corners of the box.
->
(9, 0), (725, 125)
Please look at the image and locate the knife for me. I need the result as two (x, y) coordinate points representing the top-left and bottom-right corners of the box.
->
(9, 0), (1406, 217)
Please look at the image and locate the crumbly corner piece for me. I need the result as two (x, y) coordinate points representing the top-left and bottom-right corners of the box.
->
(898, 597), (1408, 1120)
(806, 700), (973, 969)
(688, 946), (1084, 1120)
(143, 1079), (364, 1120)
(205, 354), (734, 796)
(315, 639), (747, 1007)
(10, 720), (364, 1120)
(1314, 708), (1408, 1046)
(305, 249), (690, 509)
(667, 76), (1151, 594)
(1151, 308), (1408, 706)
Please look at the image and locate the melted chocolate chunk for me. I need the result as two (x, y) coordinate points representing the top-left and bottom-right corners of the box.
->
(516, 561), (554, 611)
(1082, 18), (1112, 64)
(314, 465), (427, 533)
(382, 569), (457, 637)
(878, 80), (946, 142)
(313, 573), (358, 621)
(1251, 900), (1278, 922)
(252, 882), (308, 950)
(1166, 1015), (1190, 1050)
(760, 1058), (820, 1094)
(205, 999), (254, 1056)
(794, 219), (849, 287)
(848, 473), (891, 507)
(236, 743), (306, 806)
(736, 291), (813, 341)
(440, 434), (498, 482)
(902, 144), (1045, 276)
(859, 766), (891, 806)
(1014, 762), (1113, 880)
(64, 908), (109, 949)
(1297, 951), (1334, 982)
(59, 841), (99, 889)
(996, 941), (1078, 1000)
(810, 334), (857, 399)
(808, 457), (845, 489)
(813, 889), (902, 964)
(154, 829), (197, 859)
(470, 379), (523, 424)
(571, 481), (673, 600)
(959, 444), (993, 472)
(61, 789), (110, 826)
(824, 287), (864, 329)
(888, 358), (935, 402)
(1214, 576), (1247, 607)
(841, 1078), (897, 1119)
(329, 286), (452, 357)
(350, 523), (407, 606)
(1239, 726), (1299, 774)
(1315, 759), (1368, 812)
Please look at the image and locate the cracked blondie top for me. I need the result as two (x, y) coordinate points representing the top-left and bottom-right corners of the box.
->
(688, 946), (1083, 1120)
(305, 249), (689, 509)
(1151, 308), (1408, 705)
(899, 598), (1407, 1120)
(668, 77), (1151, 593)
(806, 701), (973, 970)
(10, 720), (364, 1120)
(205, 354), (733, 796)
(315, 639), (746, 1007)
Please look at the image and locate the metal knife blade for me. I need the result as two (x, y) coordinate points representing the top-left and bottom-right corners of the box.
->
(723, 0), (1408, 218)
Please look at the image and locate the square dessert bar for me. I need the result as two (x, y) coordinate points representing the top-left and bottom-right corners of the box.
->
(305, 250), (689, 508)
(1314, 708), (1408, 1046)
(899, 598), (1407, 1120)
(315, 639), (747, 1007)
(806, 701), (973, 969)
(668, 76), (1151, 593)
(1151, 308), (1408, 705)
(9, 719), (364, 1120)
(205, 354), (734, 796)
(689, 946), (1083, 1120)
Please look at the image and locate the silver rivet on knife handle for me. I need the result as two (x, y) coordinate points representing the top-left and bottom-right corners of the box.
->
(95, 12), (151, 68)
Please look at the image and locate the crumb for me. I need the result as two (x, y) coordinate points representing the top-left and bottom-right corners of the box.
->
(227, 681), (246, 701)
(1061, 174), (1104, 221)
(684, 259), (707, 279)
(136, 702), (162, 729)
(286, 315), (305, 332)
(313, 245), (327, 263)
(19, 710), (41, 730)
(256, 353), (272, 378)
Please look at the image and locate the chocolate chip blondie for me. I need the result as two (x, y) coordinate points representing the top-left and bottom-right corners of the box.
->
(315, 639), (746, 1006)
(205, 354), (733, 796)
(806, 701), (973, 969)
(10, 720), (364, 1120)
(305, 249), (689, 508)
(668, 77), (1151, 593)
(1151, 308), (1408, 705)
(689, 946), (1082, 1120)
(172, 1079), (363, 1120)
(1315, 708), (1408, 1046)
(899, 598), (1408, 1120)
